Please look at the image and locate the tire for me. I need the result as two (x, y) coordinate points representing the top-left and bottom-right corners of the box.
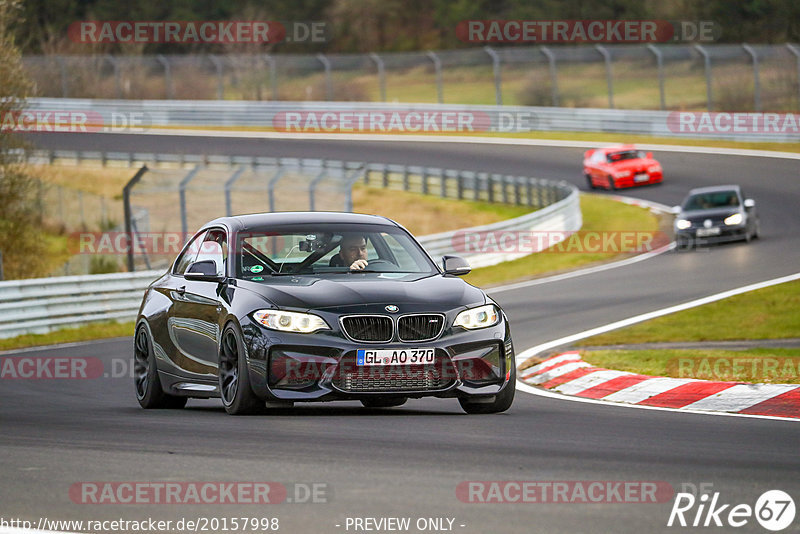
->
(585, 173), (596, 190)
(219, 322), (265, 415)
(360, 397), (408, 408)
(753, 218), (760, 239)
(458, 362), (516, 414)
(607, 175), (616, 190)
(134, 324), (187, 409)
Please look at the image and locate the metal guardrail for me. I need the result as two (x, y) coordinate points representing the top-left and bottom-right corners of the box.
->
(24, 98), (800, 142)
(0, 184), (580, 339)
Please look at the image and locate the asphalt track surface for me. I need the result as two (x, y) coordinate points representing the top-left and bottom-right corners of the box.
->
(2, 132), (799, 533)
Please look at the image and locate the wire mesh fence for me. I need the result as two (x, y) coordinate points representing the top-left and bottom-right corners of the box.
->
(22, 44), (800, 111)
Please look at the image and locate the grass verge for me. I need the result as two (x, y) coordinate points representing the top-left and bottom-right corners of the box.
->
(578, 280), (800, 346)
(464, 193), (661, 287)
(0, 321), (134, 352)
(582, 348), (800, 385)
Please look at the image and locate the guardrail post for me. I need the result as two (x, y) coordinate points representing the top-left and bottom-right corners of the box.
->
(694, 44), (713, 111)
(369, 53), (386, 102)
(156, 54), (173, 99)
(484, 46), (502, 105)
(487, 174), (496, 203)
(646, 44), (666, 110)
(381, 164), (389, 188)
(179, 165), (202, 237)
(439, 169), (447, 198)
(209, 55), (224, 99)
(457, 172), (464, 200)
(786, 44), (800, 111)
(123, 166), (149, 272)
(513, 177), (521, 205)
(595, 45), (614, 109)
(317, 54), (333, 101)
(402, 166), (409, 191)
(742, 44), (761, 111)
(474, 173), (483, 201)
(426, 51), (443, 104)
(224, 167), (246, 217)
(539, 47), (559, 106)
(309, 161), (328, 211)
(526, 177), (533, 207)
(421, 168), (429, 195)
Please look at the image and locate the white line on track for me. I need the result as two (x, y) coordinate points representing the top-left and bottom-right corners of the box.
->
(112, 128), (800, 160)
(514, 271), (800, 422)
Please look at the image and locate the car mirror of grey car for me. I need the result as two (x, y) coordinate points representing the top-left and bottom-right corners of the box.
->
(671, 205), (682, 214)
(442, 255), (471, 276)
(744, 198), (756, 209)
(184, 260), (224, 282)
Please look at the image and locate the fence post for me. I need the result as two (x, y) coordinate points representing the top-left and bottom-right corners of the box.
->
(156, 54), (173, 99)
(484, 46), (502, 105)
(179, 165), (202, 237)
(369, 53), (386, 102)
(742, 44), (761, 112)
(224, 167), (246, 217)
(595, 45), (614, 109)
(402, 166), (409, 191)
(208, 55), (225, 99)
(439, 169), (446, 198)
(268, 166), (287, 212)
(539, 46), (559, 106)
(309, 161), (328, 211)
(426, 51), (443, 104)
(646, 44), (666, 110)
(56, 56), (69, 98)
(422, 167), (429, 195)
(786, 44), (800, 111)
(344, 164), (365, 212)
(104, 54), (122, 98)
(317, 54), (333, 100)
(123, 166), (149, 272)
(694, 44), (713, 111)
(262, 55), (278, 100)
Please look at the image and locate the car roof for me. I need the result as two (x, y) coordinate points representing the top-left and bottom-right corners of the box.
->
(598, 144), (638, 153)
(201, 211), (401, 233)
(686, 185), (742, 195)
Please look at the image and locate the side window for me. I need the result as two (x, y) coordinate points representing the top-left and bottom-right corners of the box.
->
(173, 231), (207, 275)
(196, 229), (228, 276)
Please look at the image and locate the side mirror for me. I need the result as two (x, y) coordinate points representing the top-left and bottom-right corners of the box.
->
(743, 198), (755, 209)
(646, 152), (653, 159)
(185, 260), (223, 282)
(584, 149), (595, 159)
(442, 255), (471, 276)
(671, 205), (682, 215)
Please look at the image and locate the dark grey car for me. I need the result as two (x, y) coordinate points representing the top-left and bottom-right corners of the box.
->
(673, 185), (760, 246)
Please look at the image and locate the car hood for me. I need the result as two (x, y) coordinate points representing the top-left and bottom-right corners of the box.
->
(608, 159), (653, 172)
(680, 207), (741, 221)
(237, 273), (486, 311)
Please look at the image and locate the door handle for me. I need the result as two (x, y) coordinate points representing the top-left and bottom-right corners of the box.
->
(177, 286), (186, 294)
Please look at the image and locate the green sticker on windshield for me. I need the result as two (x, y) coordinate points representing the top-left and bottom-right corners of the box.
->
(252, 276), (264, 281)
(250, 265), (264, 273)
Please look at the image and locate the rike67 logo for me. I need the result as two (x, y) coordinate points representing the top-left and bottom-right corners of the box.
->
(668, 489), (795, 531)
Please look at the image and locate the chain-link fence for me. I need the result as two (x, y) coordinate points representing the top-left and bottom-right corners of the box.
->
(22, 44), (800, 111)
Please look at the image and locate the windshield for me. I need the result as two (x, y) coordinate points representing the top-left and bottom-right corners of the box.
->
(683, 191), (740, 211)
(233, 223), (438, 278)
(606, 150), (645, 163)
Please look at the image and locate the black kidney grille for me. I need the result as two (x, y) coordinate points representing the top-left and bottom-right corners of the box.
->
(341, 316), (393, 342)
(398, 314), (444, 341)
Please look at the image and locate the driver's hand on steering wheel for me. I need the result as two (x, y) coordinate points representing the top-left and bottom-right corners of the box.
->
(349, 259), (368, 270)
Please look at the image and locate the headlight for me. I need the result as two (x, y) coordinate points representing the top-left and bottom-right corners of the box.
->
(253, 309), (329, 334)
(454, 304), (500, 330)
(648, 165), (661, 172)
(724, 213), (743, 226)
(614, 170), (632, 178)
(675, 219), (692, 230)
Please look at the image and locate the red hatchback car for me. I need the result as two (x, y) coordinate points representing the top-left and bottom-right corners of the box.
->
(583, 145), (663, 190)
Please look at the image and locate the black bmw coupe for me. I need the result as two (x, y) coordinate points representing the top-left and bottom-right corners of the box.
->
(134, 212), (515, 415)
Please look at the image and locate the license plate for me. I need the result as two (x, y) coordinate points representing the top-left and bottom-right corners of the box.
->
(356, 348), (435, 366)
(634, 173), (649, 182)
(696, 227), (721, 237)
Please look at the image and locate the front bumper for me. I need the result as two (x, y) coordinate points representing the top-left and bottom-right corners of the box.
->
(613, 171), (662, 188)
(675, 224), (748, 245)
(240, 313), (515, 403)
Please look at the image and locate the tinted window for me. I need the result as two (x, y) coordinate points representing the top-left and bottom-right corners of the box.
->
(195, 229), (228, 276)
(683, 191), (740, 210)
